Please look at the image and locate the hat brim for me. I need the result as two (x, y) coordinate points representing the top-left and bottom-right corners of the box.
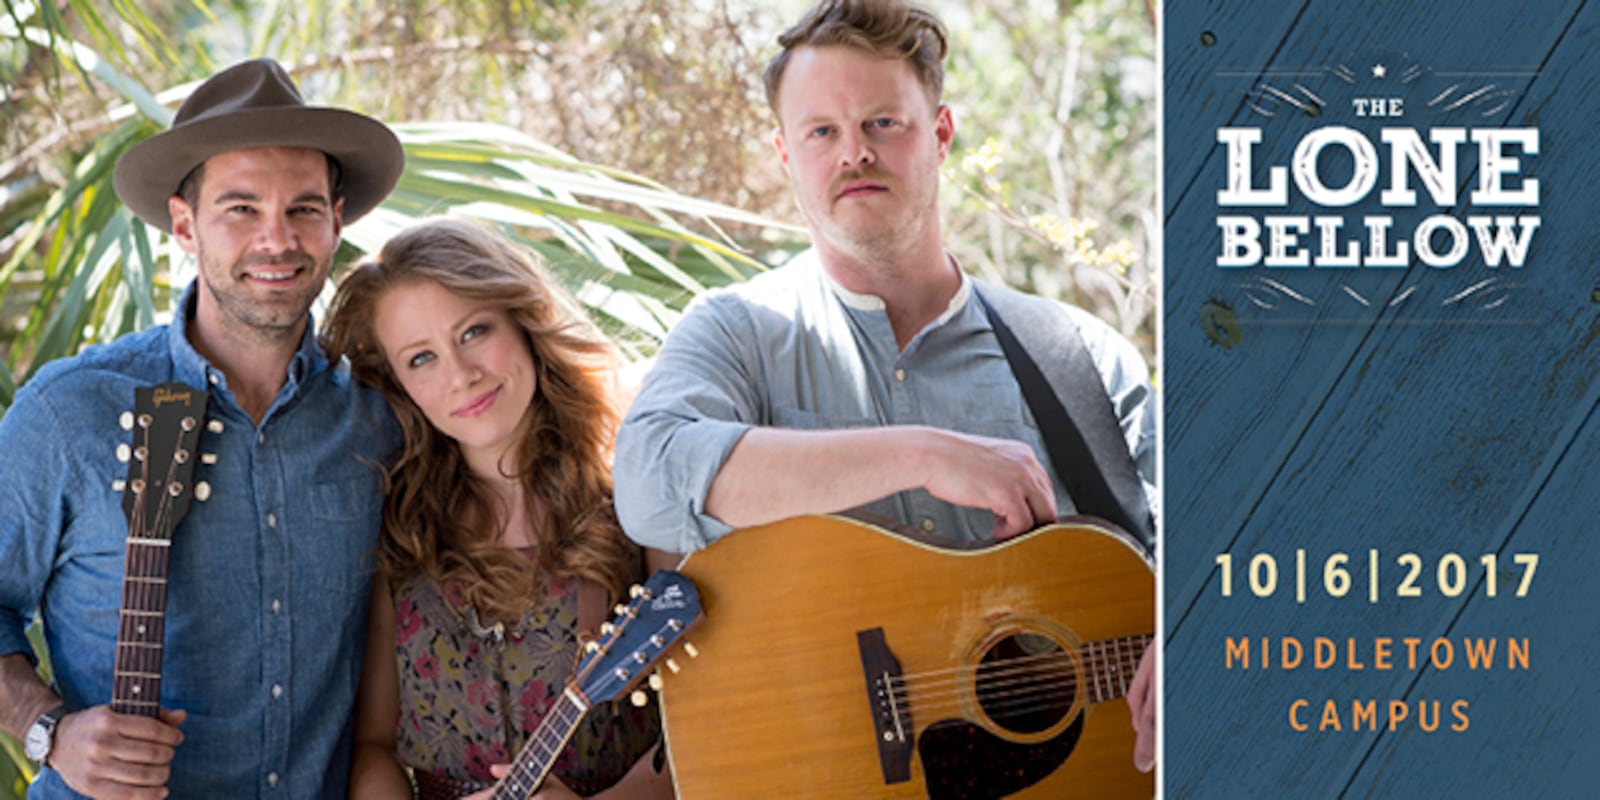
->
(113, 105), (403, 232)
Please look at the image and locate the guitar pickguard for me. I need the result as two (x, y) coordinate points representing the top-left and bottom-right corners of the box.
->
(917, 713), (1084, 800)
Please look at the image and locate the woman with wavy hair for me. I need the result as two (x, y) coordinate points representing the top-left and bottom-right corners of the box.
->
(323, 218), (674, 800)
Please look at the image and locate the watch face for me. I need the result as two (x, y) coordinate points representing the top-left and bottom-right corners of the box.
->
(23, 719), (52, 761)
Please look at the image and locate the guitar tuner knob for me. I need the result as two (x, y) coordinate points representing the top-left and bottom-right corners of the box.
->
(201, 453), (218, 465)
(630, 690), (649, 708)
(667, 619), (684, 631)
(632, 652), (648, 665)
(650, 634), (665, 648)
(116, 444), (131, 463)
(585, 640), (601, 654)
(120, 412), (134, 431)
(600, 622), (615, 636)
(683, 642), (700, 659)
(648, 673), (664, 691)
(664, 658), (680, 674)
(207, 420), (224, 434)
(112, 479), (127, 492)
(194, 482), (212, 502)
(629, 584), (644, 598)
(614, 604), (628, 617)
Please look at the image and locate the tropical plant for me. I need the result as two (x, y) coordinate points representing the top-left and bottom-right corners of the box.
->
(1, 0), (1155, 790)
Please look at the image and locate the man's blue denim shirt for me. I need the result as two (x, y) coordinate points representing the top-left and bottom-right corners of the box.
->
(0, 283), (399, 798)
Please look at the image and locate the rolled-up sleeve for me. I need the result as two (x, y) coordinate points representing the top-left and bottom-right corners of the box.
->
(613, 293), (764, 554)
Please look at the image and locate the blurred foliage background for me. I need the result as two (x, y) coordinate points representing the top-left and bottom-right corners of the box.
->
(1, 0), (1154, 788)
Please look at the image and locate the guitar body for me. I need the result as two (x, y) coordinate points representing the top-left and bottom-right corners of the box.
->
(660, 515), (1153, 799)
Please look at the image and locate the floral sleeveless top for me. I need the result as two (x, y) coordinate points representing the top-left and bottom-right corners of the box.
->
(390, 562), (660, 795)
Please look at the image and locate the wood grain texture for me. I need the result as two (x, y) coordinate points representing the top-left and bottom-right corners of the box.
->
(659, 515), (1153, 799)
(1165, 0), (1600, 795)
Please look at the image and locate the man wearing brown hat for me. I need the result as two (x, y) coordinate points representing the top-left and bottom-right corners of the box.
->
(0, 59), (404, 798)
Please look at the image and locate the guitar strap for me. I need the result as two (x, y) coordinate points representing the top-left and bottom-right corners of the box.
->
(974, 287), (1155, 554)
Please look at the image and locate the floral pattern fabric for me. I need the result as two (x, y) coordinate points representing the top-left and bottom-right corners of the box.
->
(391, 564), (660, 795)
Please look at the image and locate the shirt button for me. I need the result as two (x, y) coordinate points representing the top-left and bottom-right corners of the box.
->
(921, 518), (935, 533)
(267, 772), (279, 787)
(266, 513), (277, 528)
(271, 599), (282, 615)
(272, 683), (283, 699)
(207, 373), (219, 386)
(258, 432), (266, 445)
(894, 368), (906, 382)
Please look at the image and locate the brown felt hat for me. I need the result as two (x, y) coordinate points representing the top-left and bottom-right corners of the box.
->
(113, 58), (403, 232)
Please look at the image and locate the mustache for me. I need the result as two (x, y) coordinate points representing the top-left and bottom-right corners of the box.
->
(831, 168), (892, 196)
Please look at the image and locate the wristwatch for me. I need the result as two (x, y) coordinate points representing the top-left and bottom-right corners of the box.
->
(23, 704), (67, 765)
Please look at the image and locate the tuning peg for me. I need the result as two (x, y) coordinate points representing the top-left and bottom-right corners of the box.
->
(207, 420), (224, 434)
(683, 642), (699, 659)
(201, 453), (218, 465)
(630, 690), (649, 707)
(629, 584), (644, 599)
(585, 640), (600, 654)
(194, 482), (212, 502)
(167, 482), (184, 497)
(180, 416), (198, 432)
(130, 479), (146, 494)
(120, 412), (134, 431)
(614, 603), (628, 617)
(600, 622), (615, 636)
(112, 479), (126, 492)
(116, 444), (131, 463)
(664, 658), (680, 674)
(648, 673), (664, 691)
(138, 413), (153, 429)
(134, 446), (148, 462)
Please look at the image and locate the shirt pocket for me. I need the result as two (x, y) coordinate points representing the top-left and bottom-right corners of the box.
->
(955, 380), (1035, 436)
(304, 474), (383, 594)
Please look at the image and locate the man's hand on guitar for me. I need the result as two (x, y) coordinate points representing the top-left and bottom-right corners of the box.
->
(918, 429), (1057, 540)
(51, 705), (185, 800)
(1127, 644), (1156, 773)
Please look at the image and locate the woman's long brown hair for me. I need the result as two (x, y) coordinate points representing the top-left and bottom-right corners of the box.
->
(322, 218), (634, 618)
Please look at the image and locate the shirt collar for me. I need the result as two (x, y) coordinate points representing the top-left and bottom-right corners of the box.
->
(815, 250), (974, 328)
(165, 279), (326, 395)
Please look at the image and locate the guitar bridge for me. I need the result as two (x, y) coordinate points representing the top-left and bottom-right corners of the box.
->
(857, 627), (912, 784)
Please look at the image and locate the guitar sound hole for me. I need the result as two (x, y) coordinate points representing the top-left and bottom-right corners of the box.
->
(976, 633), (1074, 735)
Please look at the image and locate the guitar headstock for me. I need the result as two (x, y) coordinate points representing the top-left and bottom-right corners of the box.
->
(574, 570), (702, 707)
(115, 382), (214, 538)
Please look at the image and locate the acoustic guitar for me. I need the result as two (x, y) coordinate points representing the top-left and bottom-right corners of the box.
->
(658, 515), (1153, 799)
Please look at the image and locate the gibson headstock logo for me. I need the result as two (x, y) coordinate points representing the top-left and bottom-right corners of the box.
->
(151, 386), (193, 408)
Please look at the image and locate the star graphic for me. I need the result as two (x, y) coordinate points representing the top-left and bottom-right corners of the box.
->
(1372, 63), (1387, 78)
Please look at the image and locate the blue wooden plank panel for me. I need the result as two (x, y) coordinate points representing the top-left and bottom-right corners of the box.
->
(1163, 0), (1597, 796)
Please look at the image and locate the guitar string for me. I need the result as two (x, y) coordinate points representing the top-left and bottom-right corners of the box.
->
(116, 422), (157, 709)
(884, 658), (1141, 716)
(882, 635), (1151, 693)
(878, 637), (1152, 713)
(118, 418), (188, 711)
(885, 646), (1146, 702)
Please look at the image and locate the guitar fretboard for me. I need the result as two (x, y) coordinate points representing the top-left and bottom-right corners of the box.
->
(491, 689), (589, 800)
(1081, 634), (1151, 704)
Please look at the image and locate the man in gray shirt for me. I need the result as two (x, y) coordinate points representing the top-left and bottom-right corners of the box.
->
(613, 0), (1157, 773)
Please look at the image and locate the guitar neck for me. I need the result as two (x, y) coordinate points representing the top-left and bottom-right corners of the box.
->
(1081, 634), (1150, 704)
(111, 536), (172, 717)
(491, 688), (590, 800)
